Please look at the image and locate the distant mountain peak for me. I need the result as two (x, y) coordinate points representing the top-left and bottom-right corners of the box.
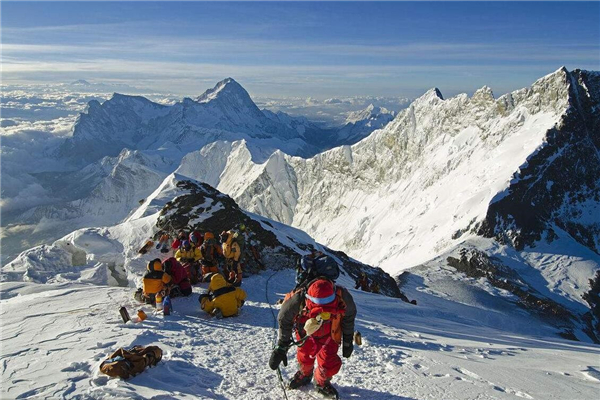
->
(411, 87), (444, 108)
(196, 77), (252, 105)
(345, 103), (394, 125)
(71, 79), (91, 86)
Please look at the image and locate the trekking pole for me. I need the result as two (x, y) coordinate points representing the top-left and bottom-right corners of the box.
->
(266, 268), (290, 400)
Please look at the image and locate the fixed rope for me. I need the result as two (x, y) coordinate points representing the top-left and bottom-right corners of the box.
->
(265, 268), (290, 400)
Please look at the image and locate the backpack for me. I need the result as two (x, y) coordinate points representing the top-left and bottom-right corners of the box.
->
(201, 238), (217, 263)
(288, 279), (347, 344)
(99, 346), (162, 379)
(297, 254), (340, 288)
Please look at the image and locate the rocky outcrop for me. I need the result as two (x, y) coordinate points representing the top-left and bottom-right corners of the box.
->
(582, 270), (600, 342)
(154, 179), (405, 298)
(477, 69), (600, 254)
(447, 249), (599, 343)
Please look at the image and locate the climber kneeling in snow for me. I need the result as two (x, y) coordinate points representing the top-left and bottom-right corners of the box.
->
(269, 279), (356, 398)
(198, 273), (247, 318)
(134, 259), (172, 304)
(162, 257), (192, 297)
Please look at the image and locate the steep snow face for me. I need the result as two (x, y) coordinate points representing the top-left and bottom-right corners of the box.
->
(207, 68), (578, 275)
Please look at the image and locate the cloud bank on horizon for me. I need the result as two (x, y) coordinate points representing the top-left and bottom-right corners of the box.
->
(2, 1), (599, 99)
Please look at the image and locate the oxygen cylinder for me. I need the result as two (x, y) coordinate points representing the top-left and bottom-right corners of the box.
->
(155, 292), (163, 311)
(163, 295), (172, 316)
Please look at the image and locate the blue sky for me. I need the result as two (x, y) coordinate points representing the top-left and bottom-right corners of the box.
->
(2, 1), (599, 99)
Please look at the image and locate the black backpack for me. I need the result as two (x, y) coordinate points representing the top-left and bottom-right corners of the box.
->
(296, 254), (340, 289)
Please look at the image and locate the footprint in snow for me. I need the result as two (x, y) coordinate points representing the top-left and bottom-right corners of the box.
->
(88, 341), (117, 350)
(61, 361), (92, 373)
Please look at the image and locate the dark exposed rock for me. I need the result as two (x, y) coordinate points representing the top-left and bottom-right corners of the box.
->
(155, 179), (405, 298)
(326, 247), (405, 299)
(447, 249), (580, 337)
(582, 270), (600, 342)
(477, 70), (600, 254)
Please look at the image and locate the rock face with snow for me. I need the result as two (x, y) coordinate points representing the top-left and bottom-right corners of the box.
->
(3, 78), (391, 263)
(477, 69), (600, 254)
(3, 173), (404, 299)
(153, 178), (404, 297)
(203, 68), (598, 274)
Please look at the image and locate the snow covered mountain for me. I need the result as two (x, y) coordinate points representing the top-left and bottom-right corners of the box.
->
(186, 68), (598, 270)
(1, 175), (599, 400)
(174, 68), (600, 341)
(57, 77), (365, 166)
(2, 78), (391, 264)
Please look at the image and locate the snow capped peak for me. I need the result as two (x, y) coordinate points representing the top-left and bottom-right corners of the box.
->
(411, 87), (444, 107)
(196, 77), (253, 106)
(345, 103), (394, 125)
(472, 85), (495, 101)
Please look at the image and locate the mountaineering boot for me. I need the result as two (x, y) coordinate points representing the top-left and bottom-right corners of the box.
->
(214, 309), (223, 319)
(316, 381), (339, 399)
(288, 370), (312, 389)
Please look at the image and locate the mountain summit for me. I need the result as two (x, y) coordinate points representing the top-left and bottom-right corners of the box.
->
(196, 77), (254, 106)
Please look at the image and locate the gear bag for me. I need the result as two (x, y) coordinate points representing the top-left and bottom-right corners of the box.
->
(298, 254), (340, 286)
(99, 345), (162, 379)
(201, 238), (218, 263)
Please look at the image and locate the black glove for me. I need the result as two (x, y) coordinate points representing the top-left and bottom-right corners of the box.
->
(342, 335), (354, 358)
(268, 342), (290, 370)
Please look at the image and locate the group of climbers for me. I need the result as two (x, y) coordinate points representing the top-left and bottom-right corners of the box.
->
(135, 225), (249, 319)
(135, 226), (372, 399)
(134, 257), (192, 304)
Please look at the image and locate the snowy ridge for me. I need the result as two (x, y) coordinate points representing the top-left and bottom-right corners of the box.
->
(194, 68), (576, 274)
(2, 78), (394, 263)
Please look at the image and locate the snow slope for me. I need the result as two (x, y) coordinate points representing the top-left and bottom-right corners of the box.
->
(2, 144), (599, 399)
(2, 269), (599, 400)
